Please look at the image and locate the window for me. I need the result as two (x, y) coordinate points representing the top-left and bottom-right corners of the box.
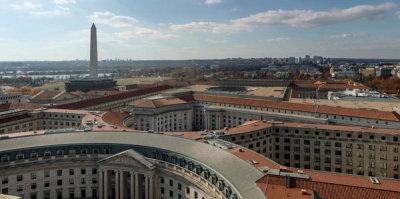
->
(324, 142), (331, 147)
(17, 175), (23, 182)
(57, 170), (63, 176)
(169, 190), (173, 197)
(169, 179), (173, 186)
(1, 155), (9, 163)
(325, 149), (331, 155)
(31, 183), (37, 189)
(2, 177), (8, 184)
(57, 180), (62, 186)
(69, 169), (74, 175)
(31, 172), (37, 180)
(92, 168), (97, 174)
(160, 177), (164, 184)
(81, 169), (86, 175)
(31, 152), (38, 158)
(16, 153), (24, 160)
(17, 185), (23, 192)
(44, 151), (51, 157)
(178, 183), (181, 190)
(186, 187), (190, 194)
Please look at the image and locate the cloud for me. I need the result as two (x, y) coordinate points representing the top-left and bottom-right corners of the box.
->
(170, 22), (217, 32)
(266, 37), (291, 42)
(330, 33), (353, 39)
(170, 2), (396, 34)
(10, 1), (41, 10)
(395, 10), (400, 19)
(88, 11), (137, 28)
(116, 28), (174, 39)
(54, 0), (76, 5)
(330, 33), (365, 39)
(205, 0), (222, 5)
(30, 6), (70, 16)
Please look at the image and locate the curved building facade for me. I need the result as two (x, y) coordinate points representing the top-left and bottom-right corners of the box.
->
(0, 131), (265, 199)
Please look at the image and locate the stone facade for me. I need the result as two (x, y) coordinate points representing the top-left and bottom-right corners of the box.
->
(220, 123), (400, 179)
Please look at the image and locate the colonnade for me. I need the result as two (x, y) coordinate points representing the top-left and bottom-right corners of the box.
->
(98, 168), (154, 199)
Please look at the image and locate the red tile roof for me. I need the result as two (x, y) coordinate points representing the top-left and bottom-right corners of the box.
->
(101, 112), (131, 128)
(125, 84), (156, 90)
(32, 90), (61, 100)
(52, 85), (172, 109)
(257, 174), (400, 199)
(0, 103), (43, 112)
(85, 90), (123, 96)
(0, 114), (31, 124)
(177, 94), (400, 122)
(128, 97), (187, 108)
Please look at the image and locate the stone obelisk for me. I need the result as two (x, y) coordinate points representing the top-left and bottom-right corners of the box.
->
(90, 23), (98, 79)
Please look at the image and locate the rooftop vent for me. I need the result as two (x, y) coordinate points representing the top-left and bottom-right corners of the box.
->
(370, 177), (380, 184)
(301, 189), (309, 195)
(248, 160), (259, 165)
(258, 166), (270, 172)
(238, 148), (245, 152)
(297, 170), (305, 174)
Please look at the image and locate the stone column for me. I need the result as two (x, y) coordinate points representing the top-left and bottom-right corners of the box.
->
(144, 175), (149, 199)
(99, 168), (103, 199)
(115, 170), (120, 199)
(135, 173), (139, 199)
(130, 172), (134, 199)
(120, 171), (124, 199)
(149, 175), (154, 199)
(104, 169), (108, 199)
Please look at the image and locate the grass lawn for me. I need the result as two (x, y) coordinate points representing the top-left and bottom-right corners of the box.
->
(41, 81), (66, 90)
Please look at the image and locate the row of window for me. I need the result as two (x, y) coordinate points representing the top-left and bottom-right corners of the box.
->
(1, 148), (111, 163)
(1, 168), (97, 184)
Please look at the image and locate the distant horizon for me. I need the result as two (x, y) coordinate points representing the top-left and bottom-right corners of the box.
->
(0, 0), (399, 60)
(1, 56), (400, 63)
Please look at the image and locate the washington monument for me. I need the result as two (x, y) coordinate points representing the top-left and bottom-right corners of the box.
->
(65, 23), (116, 92)
(90, 23), (98, 79)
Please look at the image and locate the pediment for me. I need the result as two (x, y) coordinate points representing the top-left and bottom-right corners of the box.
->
(98, 149), (155, 170)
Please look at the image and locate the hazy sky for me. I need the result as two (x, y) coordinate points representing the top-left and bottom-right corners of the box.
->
(0, 0), (399, 61)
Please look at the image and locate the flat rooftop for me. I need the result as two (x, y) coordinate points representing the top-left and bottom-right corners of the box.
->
(163, 85), (287, 99)
(290, 98), (400, 112)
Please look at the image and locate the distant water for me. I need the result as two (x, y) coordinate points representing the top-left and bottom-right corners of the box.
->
(1, 73), (114, 80)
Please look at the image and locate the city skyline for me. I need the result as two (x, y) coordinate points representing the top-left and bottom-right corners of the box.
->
(0, 0), (399, 61)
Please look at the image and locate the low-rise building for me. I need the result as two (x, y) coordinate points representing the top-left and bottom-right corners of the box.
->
(0, 92), (22, 104)
(124, 97), (192, 132)
(29, 90), (78, 105)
